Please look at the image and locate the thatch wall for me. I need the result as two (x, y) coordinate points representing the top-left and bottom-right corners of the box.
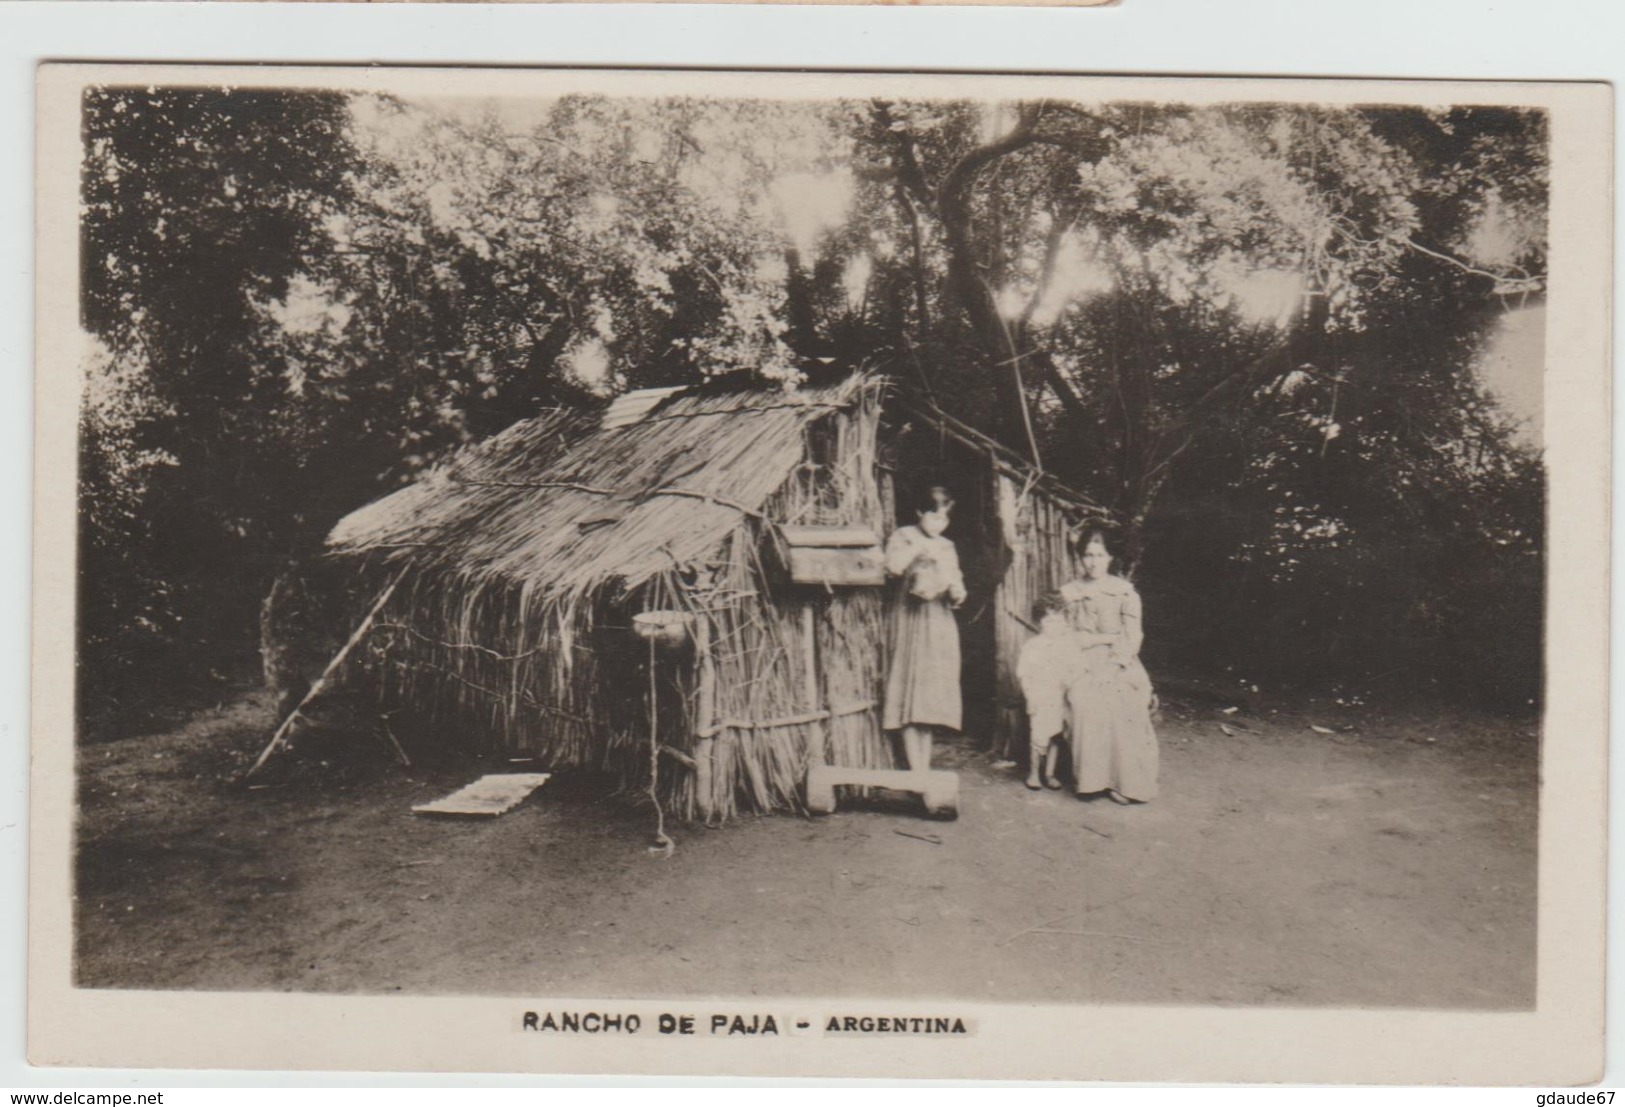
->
(992, 472), (1086, 760)
(319, 372), (1108, 816)
(707, 392), (898, 815)
(324, 377), (892, 819)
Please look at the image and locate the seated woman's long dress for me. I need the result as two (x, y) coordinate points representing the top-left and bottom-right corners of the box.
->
(1064, 575), (1159, 801)
(881, 525), (964, 733)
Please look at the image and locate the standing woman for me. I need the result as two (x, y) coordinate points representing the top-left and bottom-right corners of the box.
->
(1061, 529), (1160, 803)
(882, 486), (968, 771)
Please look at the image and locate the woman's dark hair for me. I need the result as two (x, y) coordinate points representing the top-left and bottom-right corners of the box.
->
(911, 485), (955, 515)
(1071, 526), (1114, 555)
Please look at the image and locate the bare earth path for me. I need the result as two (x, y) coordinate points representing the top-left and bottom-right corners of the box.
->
(74, 693), (1536, 1008)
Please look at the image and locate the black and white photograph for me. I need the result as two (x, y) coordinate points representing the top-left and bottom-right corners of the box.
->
(29, 64), (1610, 1081)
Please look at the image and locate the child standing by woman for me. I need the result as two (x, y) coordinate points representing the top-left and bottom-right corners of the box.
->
(1016, 591), (1085, 790)
(882, 486), (967, 771)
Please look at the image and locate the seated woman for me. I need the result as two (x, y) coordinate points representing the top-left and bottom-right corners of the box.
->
(882, 485), (967, 772)
(1061, 529), (1160, 804)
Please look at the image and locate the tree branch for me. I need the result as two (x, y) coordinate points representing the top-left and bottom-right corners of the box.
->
(1405, 238), (1543, 291)
(935, 103), (1047, 219)
(1034, 100), (1108, 129)
(889, 99), (1114, 448)
(869, 102), (937, 336)
(1030, 348), (1098, 430)
(1019, 204), (1080, 332)
(869, 101), (933, 206)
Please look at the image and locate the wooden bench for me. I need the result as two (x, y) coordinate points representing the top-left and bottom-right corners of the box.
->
(805, 765), (959, 820)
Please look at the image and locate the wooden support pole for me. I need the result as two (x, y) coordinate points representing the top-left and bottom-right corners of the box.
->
(693, 616), (717, 823)
(648, 636), (673, 853)
(713, 732), (736, 823)
(694, 737), (716, 823)
(242, 567), (409, 782)
(801, 602), (827, 770)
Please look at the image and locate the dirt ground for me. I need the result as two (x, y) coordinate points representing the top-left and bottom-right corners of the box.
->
(73, 689), (1537, 1009)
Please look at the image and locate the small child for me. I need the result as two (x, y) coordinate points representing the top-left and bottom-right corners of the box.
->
(1016, 591), (1082, 790)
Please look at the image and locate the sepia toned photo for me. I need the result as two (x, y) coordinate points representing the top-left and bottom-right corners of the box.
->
(30, 65), (1610, 1082)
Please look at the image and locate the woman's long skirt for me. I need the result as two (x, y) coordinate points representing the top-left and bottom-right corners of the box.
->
(882, 596), (962, 732)
(1067, 659), (1159, 800)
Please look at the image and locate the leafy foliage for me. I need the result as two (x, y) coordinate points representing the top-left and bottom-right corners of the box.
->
(80, 86), (362, 724)
(78, 87), (1548, 733)
(797, 98), (1545, 707)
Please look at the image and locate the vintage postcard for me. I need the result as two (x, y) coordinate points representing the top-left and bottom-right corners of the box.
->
(30, 64), (1611, 1082)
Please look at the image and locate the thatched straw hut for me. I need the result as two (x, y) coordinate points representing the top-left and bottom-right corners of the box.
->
(319, 373), (1106, 821)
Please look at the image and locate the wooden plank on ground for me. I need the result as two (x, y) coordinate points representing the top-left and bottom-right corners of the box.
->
(805, 765), (959, 818)
(411, 773), (551, 818)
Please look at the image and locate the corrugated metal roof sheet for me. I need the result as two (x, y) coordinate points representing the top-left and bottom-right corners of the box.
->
(601, 385), (688, 430)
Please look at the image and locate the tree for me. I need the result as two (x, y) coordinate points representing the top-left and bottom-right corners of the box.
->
(819, 98), (1546, 701)
(80, 85), (362, 724)
(846, 100), (1544, 548)
(1068, 106), (1550, 700)
(80, 85), (1550, 726)
(78, 89), (832, 725)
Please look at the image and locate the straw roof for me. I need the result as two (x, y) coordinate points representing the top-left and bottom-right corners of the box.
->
(326, 375), (880, 604)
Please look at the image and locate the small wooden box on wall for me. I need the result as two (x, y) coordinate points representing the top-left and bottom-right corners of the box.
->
(776, 525), (886, 587)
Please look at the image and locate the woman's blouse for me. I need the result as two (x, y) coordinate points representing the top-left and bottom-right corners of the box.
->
(1061, 575), (1142, 639)
(884, 525), (967, 605)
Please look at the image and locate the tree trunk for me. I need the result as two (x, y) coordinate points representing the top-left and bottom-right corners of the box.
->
(937, 200), (1030, 452)
(260, 561), (309, 719)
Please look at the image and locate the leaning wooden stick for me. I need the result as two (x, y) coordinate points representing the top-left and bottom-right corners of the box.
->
(378, 714), (412, 768)
(242, 566), (410, 782)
